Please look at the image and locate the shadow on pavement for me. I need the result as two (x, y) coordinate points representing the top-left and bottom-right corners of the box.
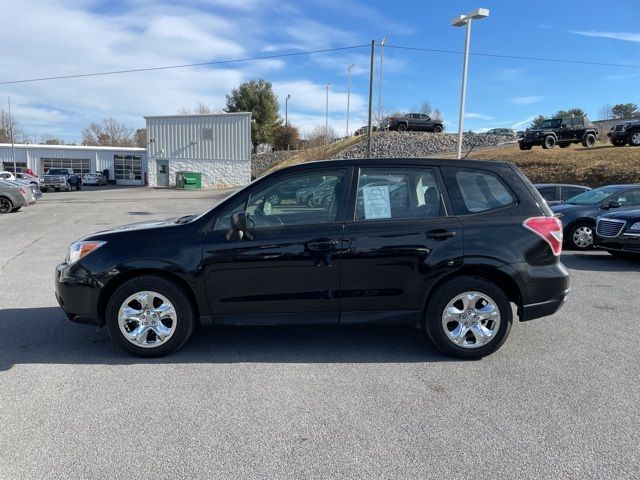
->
(0, 307), (452, 370)
(561, 252), (639, 272)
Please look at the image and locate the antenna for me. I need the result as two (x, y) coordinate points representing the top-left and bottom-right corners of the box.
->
(462, 144), (476, 159)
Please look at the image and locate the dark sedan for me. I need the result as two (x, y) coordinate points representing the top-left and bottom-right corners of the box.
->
(551, 184), (640, 249)
(594, 209), (640, 257)
(534, 183), (591, 207)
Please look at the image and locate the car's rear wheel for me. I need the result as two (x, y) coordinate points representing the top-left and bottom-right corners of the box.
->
(628, 132), (640, 147)
(519, 143), (532, 150)
(106, 275), (196, 357)
(424, 277), (512, 359)
(582, 133), (596, 147)
(0, 197), (13, 214)
(569, 223), (594, 250)
(542, 135), (556, 149)
(433, 125), (443, 133)
(397, 123), (407, 132)
(11, 206), (22, 212)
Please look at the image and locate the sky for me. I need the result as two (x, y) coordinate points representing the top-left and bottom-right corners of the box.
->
(1, 0), (640, 143)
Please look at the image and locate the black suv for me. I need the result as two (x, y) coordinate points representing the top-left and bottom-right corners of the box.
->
(520, 116), (597, 150)
(55, 158), (569, 359)
(386, 114), (444, 133)
(608, 120), (640, 147)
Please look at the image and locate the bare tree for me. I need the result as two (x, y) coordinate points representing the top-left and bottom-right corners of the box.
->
(307, 125), (338, 147)
(178, 101), (223, 114)
(81, 117), (134, 147)
(599, 104), (613, 120)
(0, 110), (23, 143)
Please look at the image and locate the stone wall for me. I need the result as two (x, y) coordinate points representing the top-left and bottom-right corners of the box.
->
(147, 157), (250, 188)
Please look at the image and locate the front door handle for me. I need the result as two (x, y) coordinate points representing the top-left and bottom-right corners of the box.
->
(306, 239), (339, 251)
(426, 230), (456, 240)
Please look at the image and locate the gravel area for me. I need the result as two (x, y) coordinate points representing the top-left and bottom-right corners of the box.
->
(335, 131), (517, 159)
(252, 150), (297, 178)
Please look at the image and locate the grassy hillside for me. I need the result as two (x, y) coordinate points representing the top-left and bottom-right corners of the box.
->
(436, 142), (640, 187)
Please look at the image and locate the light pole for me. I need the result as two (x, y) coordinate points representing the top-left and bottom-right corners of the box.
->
(377, 36), (387, 127)
(325, 82), (332, 143)
(451, 8), (490, 159)
(285, 94), (291, 127)
(346, 64), (355, 136)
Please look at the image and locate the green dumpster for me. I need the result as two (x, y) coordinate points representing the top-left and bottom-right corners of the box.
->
(176, 171), (202, 190)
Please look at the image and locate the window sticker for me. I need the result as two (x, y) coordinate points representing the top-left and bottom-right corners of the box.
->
(363, 185), (391, 219)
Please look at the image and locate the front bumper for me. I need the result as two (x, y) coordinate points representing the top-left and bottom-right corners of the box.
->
(55, 261), (104, 326)
(42, 182), (67, 189)
(594, 233), (640, 254)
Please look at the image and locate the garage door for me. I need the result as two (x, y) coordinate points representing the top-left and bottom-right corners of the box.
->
(114, 155), (142, 185)
(41, 158), (90, 176)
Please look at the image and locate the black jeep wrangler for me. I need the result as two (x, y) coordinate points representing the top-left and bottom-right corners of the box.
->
(607, 120), (640, 147)
(519, 116), (598, 150)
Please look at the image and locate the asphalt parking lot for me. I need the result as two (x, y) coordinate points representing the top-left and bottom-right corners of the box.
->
(0, 186), (638, 480)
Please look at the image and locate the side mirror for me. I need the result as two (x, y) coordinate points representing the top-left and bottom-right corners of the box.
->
(603, 201), (621, 209)
(226, 211), (254, 241)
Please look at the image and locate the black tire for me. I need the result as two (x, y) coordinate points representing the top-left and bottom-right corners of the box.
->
(558, 143), (570, 148)
(424, 276), (512, 359)
(628, 131), (640, 147)
(40, 186), (47, 193)
(568, 222), (594, 250)
(76, 182), (82, 191)
(267, 192), (281, 205)
(65, 182), (71, 191)
(433, 125), (443, 133)
(55, 188), (60, 192)
(542, 135), (556, 149)
(106, 275), (196, 357)
(582, 133), (596, 148)
(519, 143), (532, 150)
(0, 196), (13, 214)
(397, 123), (407, 132)
(307, 197), (315, 208)
(611, 139), (626, 147)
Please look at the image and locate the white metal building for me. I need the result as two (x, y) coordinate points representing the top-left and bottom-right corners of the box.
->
(145, 113), (252, 188)
(0, 144), (148, 185)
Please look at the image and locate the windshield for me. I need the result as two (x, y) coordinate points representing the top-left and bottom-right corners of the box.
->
(541, 119), (562, 129)
(47, 169), (68, 175)
(565, 186), (621, 205)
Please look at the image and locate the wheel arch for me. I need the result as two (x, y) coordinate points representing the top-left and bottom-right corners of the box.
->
(563, 216), (595, 236)
(422, 266), (523, 323)
(97, 268), (201, 326)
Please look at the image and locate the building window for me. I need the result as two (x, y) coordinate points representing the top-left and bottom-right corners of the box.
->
(114, 155), (142, 181)
(2, 161), (28, 174)
(41, 158), (91, 175)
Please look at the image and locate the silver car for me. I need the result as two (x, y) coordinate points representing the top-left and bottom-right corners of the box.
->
(0, 179), (37, 213)
(83, 172), (108, 186)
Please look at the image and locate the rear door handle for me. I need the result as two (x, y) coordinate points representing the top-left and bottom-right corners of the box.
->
(306, 239), (339, 251)
(426, 230), (456, 240)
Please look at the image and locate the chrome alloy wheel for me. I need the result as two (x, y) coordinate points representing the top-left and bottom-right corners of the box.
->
(572, 226), (593, 248)
(118, 291), (177, 348)
(632, 132), (640, 145)
(441, 291), (501, 349)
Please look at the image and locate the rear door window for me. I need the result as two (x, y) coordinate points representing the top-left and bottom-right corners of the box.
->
(561, 187), (587, 201)
(442, 167), (516, 215)
(538, 187), (557, 202)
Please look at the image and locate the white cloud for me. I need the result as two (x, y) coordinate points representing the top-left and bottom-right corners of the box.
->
(510, 96), (543, 105)
(511, 116), (536, 129)
(464, 112), (493, 120)
(570, 30), (640, 43)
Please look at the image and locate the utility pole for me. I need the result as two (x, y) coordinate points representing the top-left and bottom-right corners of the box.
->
(325, 83), (332, 143)
(378, 37), (387, 127)
(346, 64), (355, 137)
(8, 97), (16, 174)
(367, 40), (375, 158)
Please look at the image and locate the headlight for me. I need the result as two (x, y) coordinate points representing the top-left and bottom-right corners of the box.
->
(66, 240), (106, 264)
(629, 222), (640, 231)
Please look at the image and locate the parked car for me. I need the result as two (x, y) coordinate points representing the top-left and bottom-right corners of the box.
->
(55, 157), (569, 360)
(83, 172), (108, 186)
(14, 172), (41, 187)
(607, 120), (640, 147)
(519, 116), (598, 150)
(551, 184), (640, 249)
(0, 179), (37, 213)
(40, 168), (82, 192)
(594, 209), (640, 256)
(265, 174), (325, 205)
(486, 128), (516, 137)
(296, 178), (337, 207)
(386, 114), (444, 133)
(534, 183), (591, 207)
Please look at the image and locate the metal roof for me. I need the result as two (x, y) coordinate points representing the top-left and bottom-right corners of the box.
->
(0, 143), (146, 152)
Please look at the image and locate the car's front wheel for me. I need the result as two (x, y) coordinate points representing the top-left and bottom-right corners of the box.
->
(396, 123), (407, 132)
(0, 197), (14, 214)
(433, 125), (443, 133)
(582, 133), (596, 147)
(542, 135), (556, 149)
(425, 276), (512, 359)
(519, 143), (532, 150)
(569, 223), (594, 250)
(106, 275), (196, 357)
(611, 139), (626, 147)
(628, 132), (640, 147)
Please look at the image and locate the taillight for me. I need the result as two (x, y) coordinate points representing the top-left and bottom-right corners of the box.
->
(523, 216), (563, 256)
(19, 187), (27, 196)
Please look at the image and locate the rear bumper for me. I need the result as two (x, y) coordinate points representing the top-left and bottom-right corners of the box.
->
(55, 262), (104, 326)
(520, 288), (570, 321)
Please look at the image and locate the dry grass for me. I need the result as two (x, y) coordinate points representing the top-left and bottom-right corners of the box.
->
(262, 136), (362, 175)
(436, 141), (640, 187)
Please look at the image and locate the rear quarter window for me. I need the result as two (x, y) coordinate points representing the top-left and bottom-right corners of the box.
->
(442, 167), (517, 215)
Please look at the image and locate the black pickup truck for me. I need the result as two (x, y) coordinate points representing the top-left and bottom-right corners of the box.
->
(40, 168), (82, 192)
(385, 113), (444, 133)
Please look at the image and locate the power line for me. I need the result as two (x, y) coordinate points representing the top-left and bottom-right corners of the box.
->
(0, 45), (370, 85)
(386, 45), (640, 69)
